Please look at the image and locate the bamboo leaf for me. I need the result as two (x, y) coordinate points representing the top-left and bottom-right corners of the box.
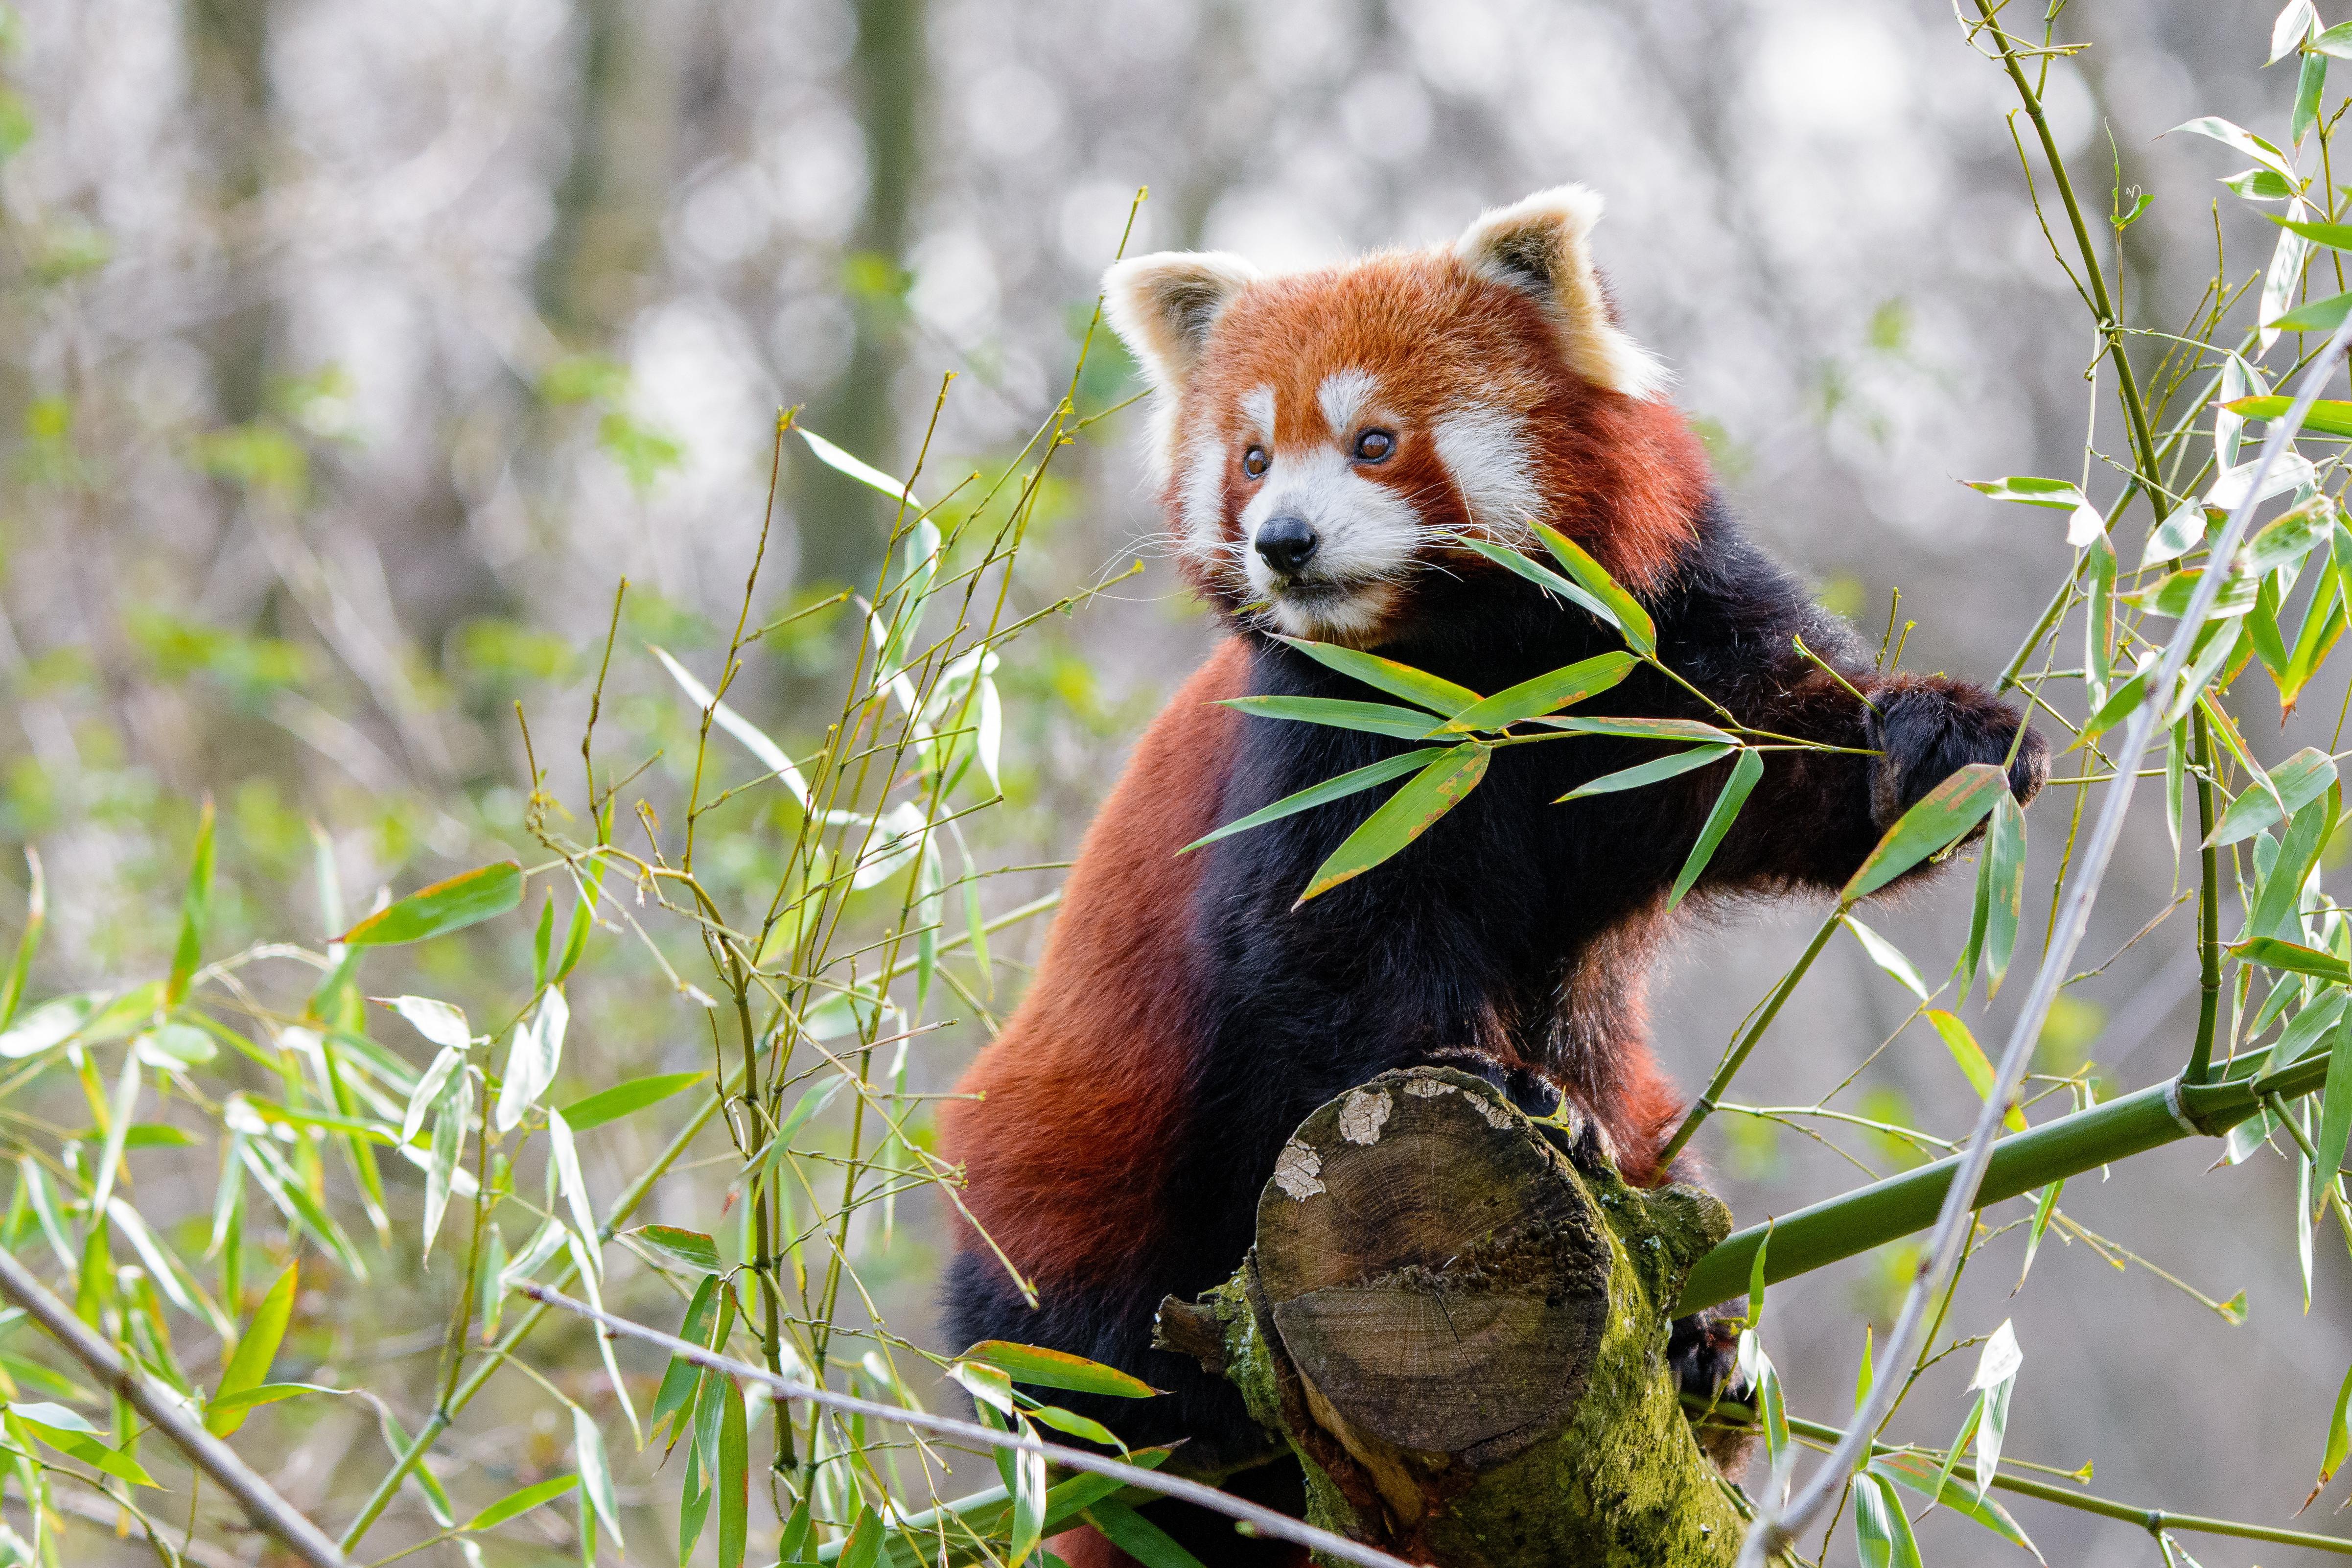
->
(2319, 1010), (2352, 1179)
(652, 645), (813, 808)
(1297, 744), (1490, 904)
(838, 1504), (883, 1568)
(1442, 652), (1635, 733)
(650, 1275), (722, 1447)
(1928, 1011), (2028, 1133)
(2225, 393), (2352, 437)
(380, 996), (473, 1053)
(1084, 1499), (1210, 1568)
(1852, 1470), (1922, 1568)
(548, 1108), (598, 1252)
(164, 797), (214, 1007)
(465, 1473), (579, 1533)
(2233, 936), (2352, 984)
(1667, 747), (1764, 909)
(1272, 636), (1483, 716)
(557, 1070), (707, 1132)
(340, 862), (524, 947)
(573, 1407), (623, 1545)
(959, 1340), (1161, 1399)
(206, 1264), (296, 1436)
(1964, 475), (2104, 546)
(627, 1224), (721, 1275)
(1008, 1442), (1047, 1564)
(1541, 715), (1738, 744)
(717, 1377), (748, 1568)
(1221, 695), (1451, 741)
(797, 427), (920, 507)
(493, 987), (568, 1133)
(1843, 763), (2009, 901)
(2206, 746), (2337, 845)
(1980, 793), (2027, 994)
(2272, 289), (2352, 333)
(1843, 915), (1931, 1001)
(1452, 534), (1624, 625)
(2320, 1359), (2352, 1491)
(1873, 1454), (2042, 1558)
(1533, 523), (1656, 655)
(1558, 744), (1736, 802)
(1183, 749), (1446, 854)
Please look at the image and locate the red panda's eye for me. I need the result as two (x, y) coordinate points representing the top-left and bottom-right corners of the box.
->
(1242, 445), (1269, 478)
(1354, 429), (1396, 463)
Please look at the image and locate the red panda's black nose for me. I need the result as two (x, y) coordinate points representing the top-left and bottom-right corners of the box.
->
(1254, 515), (1320, 576)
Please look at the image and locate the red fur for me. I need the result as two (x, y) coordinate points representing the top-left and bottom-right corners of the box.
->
(1165, 249), (1710, 614)
(941, 640), (1249, 1286)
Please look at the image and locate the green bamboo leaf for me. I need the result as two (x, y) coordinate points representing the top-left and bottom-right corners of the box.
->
(556, 1070), (708, 1132)
(744, 1075), (849, 1182)
(1221, 695), (1450, 741)
(2019, 1179), (2063, 1289)
(838, 1503), (883, 1568)
(465, 1473), (579, 1533)
(1272, 636), (1483, 716)
(2319, 1011), (2352, 1181)
(1557, 744), (1736, 803)
(1297, 744), (1490, 904)
(1853, 1326), (1874, 1411)
(1008, 1442), (1048, 1565)
(207, 1263), (296, 1436)
(2273, 288), (2352, 333)
(959, 1340), (1161, 1399)
(1964, 475), (2103, 546)
(573, 1406), (623, 1546)
(626, 1224), (721, 1275)
(1843, 763), (2009, 901)
(650, 1275), (722, 1447)
(1979, 793), (2027, 994)
(1869, 1455), (2041, 1558)
(2224, 393), (2352, 437)
(201, 1381), (341, 1416)
(2232, 936), (2352, 984)
(1969, 1321), (2023, 1500)
(1025, 1401), (1122, 1446)
(798, 427), (920, 507)
(2320, 1359), (2352, 1490)
(1183, 749), (1446, 854)
(2206, 746), (2336, 845)
(1442, 653), (1635, 733)
(340, 862), (524, 947)
(1542, 715), (1738, 744)
(1084, 1499), (1210, 1568)
(1852, 1471), (1922, 1568)
(1747, 1225), (1770, 1330)
(0, 848), (42, 1030)
(1667, 747), (1764, 910)
(1842, 915), (1931, 1001)
(1532, 523), (1656, 655)
(1927, 1011), (2028, 1133)
(6, 1409), (157, 1487)
(164, 797), (214, 1008)
(717, 1377), (748, 1568)
(2077, 669), (2149, 743)
(1451, 534), (1623, 624)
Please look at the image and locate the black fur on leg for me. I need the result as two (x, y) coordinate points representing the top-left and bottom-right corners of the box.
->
(1865, 677), (2048, 832)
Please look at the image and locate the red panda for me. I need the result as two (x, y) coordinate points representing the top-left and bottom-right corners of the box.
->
(940, 186), (2045, 1567)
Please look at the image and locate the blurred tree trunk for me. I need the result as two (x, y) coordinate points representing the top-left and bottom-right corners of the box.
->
(536, 0), (679, 341)
(792, 0), (928, 594)
(183, 0), (275, 425)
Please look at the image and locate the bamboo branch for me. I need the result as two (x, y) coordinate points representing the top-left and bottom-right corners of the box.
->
(0, 1244), (351, 1568)
(514, 1283), (1418, 1568)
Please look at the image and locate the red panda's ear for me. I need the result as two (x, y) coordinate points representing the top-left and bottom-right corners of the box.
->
(1455, 185), (1669, 401)
(1100, 252), (1260, 391)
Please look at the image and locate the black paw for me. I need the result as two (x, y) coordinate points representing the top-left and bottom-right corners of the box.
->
(1865, 678), (2046, 833)
(1442, 1056), (1614, 1166)
(1669, 1306), (1755, 1472)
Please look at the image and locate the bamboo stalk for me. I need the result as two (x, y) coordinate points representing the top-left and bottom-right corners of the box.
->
(1679, 1064), (2287, 1316)
(0, 1244), (351, 1568)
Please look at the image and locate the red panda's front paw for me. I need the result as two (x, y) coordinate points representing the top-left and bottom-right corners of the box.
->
(1864, 678), (2046, 833)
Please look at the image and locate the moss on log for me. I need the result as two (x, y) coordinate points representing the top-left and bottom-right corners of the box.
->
(1156, 1067), (1751, 1567)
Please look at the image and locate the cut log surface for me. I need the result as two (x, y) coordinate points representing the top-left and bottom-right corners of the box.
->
(1162, 1067), (1753, 1567)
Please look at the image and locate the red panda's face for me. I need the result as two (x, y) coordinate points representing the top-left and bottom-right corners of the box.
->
(1104, 186), (1707, 649)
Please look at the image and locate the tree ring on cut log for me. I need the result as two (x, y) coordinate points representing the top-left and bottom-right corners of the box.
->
(1253, 1068), (1612, 1469)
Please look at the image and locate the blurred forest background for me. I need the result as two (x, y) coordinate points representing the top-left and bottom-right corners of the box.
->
(4, 0), (2345, 1562)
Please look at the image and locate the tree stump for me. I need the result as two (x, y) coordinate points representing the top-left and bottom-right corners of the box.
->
(1155, 1067), (1748, 1567)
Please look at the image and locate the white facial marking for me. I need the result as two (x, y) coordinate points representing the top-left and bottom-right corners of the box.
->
(1240, 385), (1276, 439)
(1239, 445), (1424, 642)
(1317, 369), (1377, 438)
(1433, 405), (1544, 537)
(1178, 424), (1229, 550)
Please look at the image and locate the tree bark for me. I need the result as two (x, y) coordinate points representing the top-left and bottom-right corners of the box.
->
(1157, 1067), (1748, 1568)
